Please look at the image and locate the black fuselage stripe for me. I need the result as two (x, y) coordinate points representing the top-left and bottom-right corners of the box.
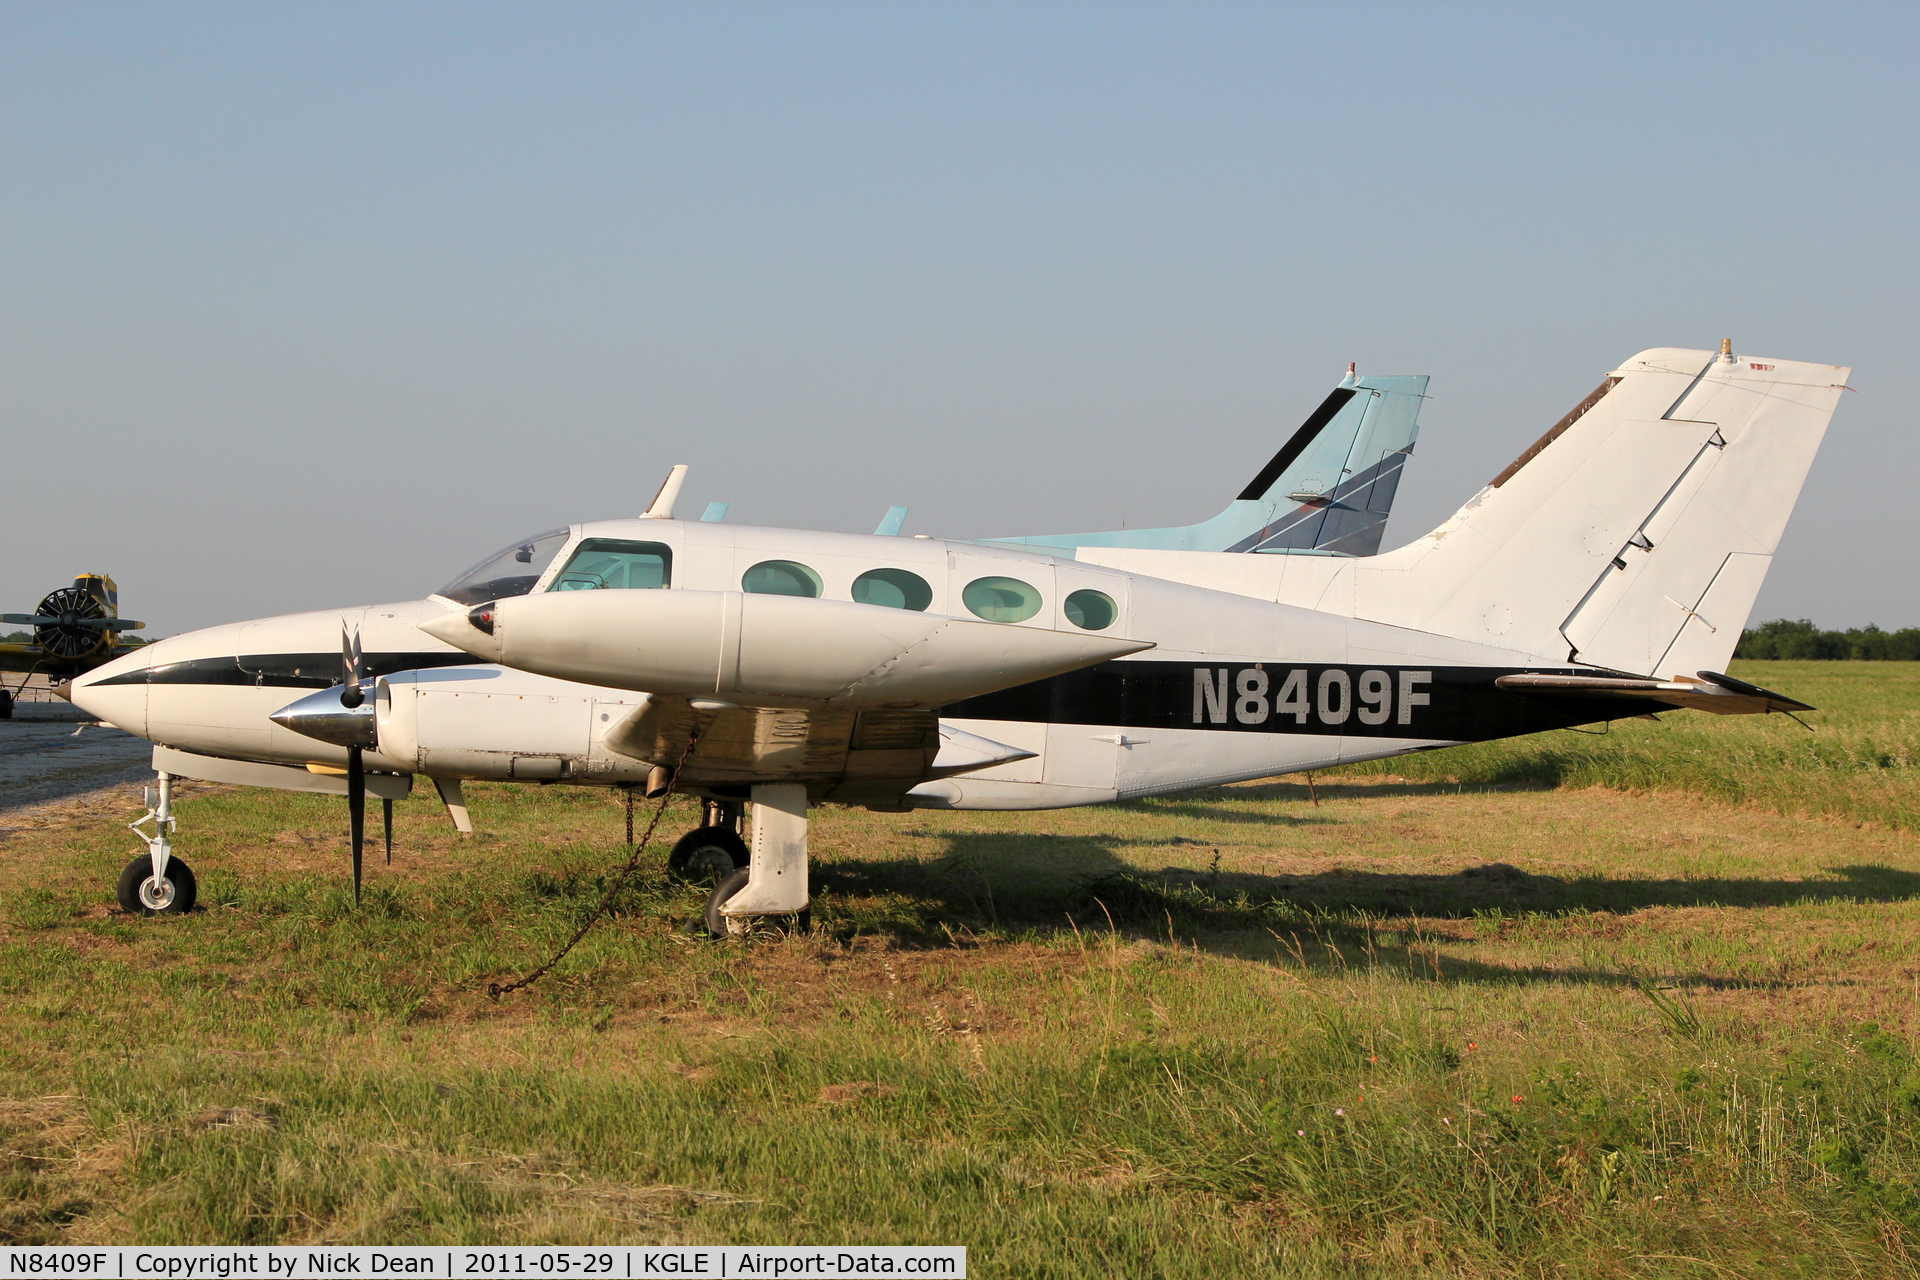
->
(97, 652), (1659, 740)
(943, 661), (1656, 741)
(92, 652), (484, 689)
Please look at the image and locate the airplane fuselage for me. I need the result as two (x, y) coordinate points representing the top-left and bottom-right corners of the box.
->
(70, 517), (1643, 810)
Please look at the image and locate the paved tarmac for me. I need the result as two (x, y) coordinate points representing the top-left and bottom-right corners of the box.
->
(0, 703), (154, 821)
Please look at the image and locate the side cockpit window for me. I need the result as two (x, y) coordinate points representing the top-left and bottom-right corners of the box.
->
(435, 528), (572, 605)
(852, 568), (933, 611)
(741, 560), (822, 597)
(963, 576), (1043, 623)
(550, 539), (673, 591)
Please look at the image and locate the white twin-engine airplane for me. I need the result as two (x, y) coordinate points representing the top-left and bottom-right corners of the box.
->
(66, 345), (1845, 934)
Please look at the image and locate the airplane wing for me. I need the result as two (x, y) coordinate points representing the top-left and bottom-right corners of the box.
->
(602, 697), (1033, 800)
(0, 642), (50, 675)
(1494, 670), (1813, 716)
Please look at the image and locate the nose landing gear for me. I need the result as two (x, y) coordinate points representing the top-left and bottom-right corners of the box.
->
(119, 772), (197, 915)
(117, 854), (197, 915)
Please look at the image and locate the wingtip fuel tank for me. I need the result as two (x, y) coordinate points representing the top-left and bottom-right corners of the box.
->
(418, 589), (1153, 710)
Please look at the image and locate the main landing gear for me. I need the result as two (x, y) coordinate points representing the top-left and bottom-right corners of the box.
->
(118, 772), (197, 915)
(667, 798), (749, 883)
(700, 783), (811, 938)
(663, 788), (811, 937)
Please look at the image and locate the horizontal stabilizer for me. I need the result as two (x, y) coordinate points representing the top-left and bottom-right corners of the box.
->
(1495, 670), (1813, 716)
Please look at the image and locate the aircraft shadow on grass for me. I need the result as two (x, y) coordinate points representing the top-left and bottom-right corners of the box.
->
(814, 830), (1920, 991)
(1120, 776), (1608, 825)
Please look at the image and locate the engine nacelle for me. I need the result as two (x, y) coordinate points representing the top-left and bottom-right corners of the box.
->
(374, 668), (649, 782)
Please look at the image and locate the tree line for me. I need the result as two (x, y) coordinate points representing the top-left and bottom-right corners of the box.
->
(1736, 618), (1920, 660)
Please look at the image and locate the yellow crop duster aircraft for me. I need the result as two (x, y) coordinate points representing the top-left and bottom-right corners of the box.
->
(1, 573), (146, 717)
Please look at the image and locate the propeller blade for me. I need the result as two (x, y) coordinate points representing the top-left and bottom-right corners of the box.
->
(76, 617), (143, 630)
(340, 623), (364, 709)
(348, 745), (365, 906)
(2, 614), (58, 626)
(383, 797), (393, 866)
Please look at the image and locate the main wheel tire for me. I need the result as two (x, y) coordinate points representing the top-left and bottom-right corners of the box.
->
(117, 855), (197, 916)
(669, 826), (748, 884)
(705, 869), (751, 936)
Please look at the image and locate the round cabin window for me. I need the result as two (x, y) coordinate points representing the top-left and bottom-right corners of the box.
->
(852, 567), (933, 612)
(963, 576), (1042, 623)
(1063, 589), (1118, 630)
(741, 560), (823, 597)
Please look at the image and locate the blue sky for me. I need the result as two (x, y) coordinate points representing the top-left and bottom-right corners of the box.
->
(4, 2), (1914, 633)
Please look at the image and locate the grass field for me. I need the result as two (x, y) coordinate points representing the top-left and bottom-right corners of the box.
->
(3, 660), (1919, 1275)
(1339, 661), (1920, 831)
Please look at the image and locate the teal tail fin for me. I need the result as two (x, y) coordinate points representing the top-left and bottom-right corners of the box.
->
(985, 369), (1429, 556)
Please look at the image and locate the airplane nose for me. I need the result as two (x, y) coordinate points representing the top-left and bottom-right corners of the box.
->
(64, 672), (147, 734)
(52, 680), (72, 702)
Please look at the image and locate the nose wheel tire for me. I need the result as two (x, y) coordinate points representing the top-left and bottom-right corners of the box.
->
(117, 855), (197, 916)
(703, 869), (810, 938)
(669, 826), (749, 884)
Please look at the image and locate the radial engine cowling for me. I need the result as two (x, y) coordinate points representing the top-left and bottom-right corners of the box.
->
(31, 586), (110, 661)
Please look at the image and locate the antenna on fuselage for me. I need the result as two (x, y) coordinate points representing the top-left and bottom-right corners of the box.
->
(642, 464), (689, 519)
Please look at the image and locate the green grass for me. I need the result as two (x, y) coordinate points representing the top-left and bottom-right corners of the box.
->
(1334, 660), (1920, 829)
(3, 665), (1920, 1273)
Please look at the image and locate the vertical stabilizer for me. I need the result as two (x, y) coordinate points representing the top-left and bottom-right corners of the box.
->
(1346, 348), (1849, 676)
(984, 371), (1429, 556)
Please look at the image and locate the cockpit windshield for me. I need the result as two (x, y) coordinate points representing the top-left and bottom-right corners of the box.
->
(434, 528), (572, 605)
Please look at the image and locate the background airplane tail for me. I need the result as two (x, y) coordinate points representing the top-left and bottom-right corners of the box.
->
(987, 371), (1429, 556)
(1357, 346), (1850, 678)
